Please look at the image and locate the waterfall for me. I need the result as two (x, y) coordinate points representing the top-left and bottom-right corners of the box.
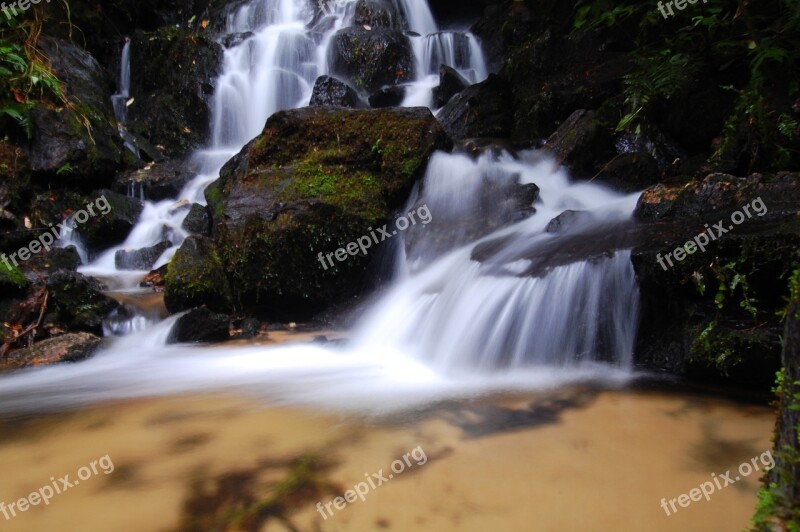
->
(0, 0), (643, 415)
(111, 38), (139, 158)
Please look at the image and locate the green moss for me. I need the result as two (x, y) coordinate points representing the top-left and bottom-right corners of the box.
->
(0, 260), (27, 288)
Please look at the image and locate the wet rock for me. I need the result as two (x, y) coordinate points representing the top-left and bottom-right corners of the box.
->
(615, 119), (685, 174)
(222, 32), (254, 48)
(79, 189), (144, 250)
(164, 235), (232, 314)
(437, 74), (513, 140)
(432, 65), (469, 109)
(113, 159), (197, 201)
(115, 241), (171, 271)
(235, 318), (261, 339)
(368, 85), (406, 108)
(202, 106), (450, 318)
(128, 27), (223, 157)
(544, 110), (613, 176)
(1, 333), (102, 371)
(592, 152), (660, 193)
(454, 138), (518, 159)
(309, 76), (361, 108)
(182, 203), (211, 235)
(354, 0), (402, 29)
(25, 246), (82, 275)
(140, 264), (168, 289)
(28, 37), (123, 186)
(327, 26), (415, 93)
(167, 307), (230, 344)
(46, 271), (121, 335)
(546, 210), (589, 233)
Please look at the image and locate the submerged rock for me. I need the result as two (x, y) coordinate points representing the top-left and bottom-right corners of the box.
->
(167, 307), (229, 344)
(1, 332), (102, 371)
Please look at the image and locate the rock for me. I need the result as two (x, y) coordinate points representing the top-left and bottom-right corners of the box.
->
(368, 85), (406, 108)
(309, 76), (362, 108)
(79, 189), (144, 250)
(235, 317), (261, 339)
(635, 172), (800, 222)
(1, 333), (102, 371)
(167, 307), (230, 344)
(140, 264), (168, 288)
(182, 203), (211, 235)
(437, 74), (513, 140)
(128, 27), (223, 157)
(354, 0), (403, 29)
(592, 152), (660, 193)
(46, 271), (121, 335)
(615, 119), (685, 173)
(113, 159), (197, 201)
(454, 138), (518, 159)
(164, 235), (232, 313)
(432, 65), (469, 109)
(543, 110), (613, 176)
(327, 26), (415, 94)
(200, 106), (450, 318)
(546, 210), (589, 233)
(28, 37), (122, 186)
(24, 246), (82, 275)
(115, 241), (171, 271)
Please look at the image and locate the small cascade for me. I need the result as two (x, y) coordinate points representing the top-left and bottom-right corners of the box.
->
(111, 38), (139, 158)
(56, 217), (89, 264)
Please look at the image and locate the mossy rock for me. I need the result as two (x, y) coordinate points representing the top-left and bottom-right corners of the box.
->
(164, 235), (233, 314)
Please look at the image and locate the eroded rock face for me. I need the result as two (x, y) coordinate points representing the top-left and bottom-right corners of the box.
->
(128, 27), (222, 157)
(0, 332), (102, 371)
(163, 107), (450, 318)
(327, 27), (415, 94)
(28, 37), (123, 187)
(437, 74), (513, 140)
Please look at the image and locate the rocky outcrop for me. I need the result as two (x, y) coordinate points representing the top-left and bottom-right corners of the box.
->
(28, 37), (123, 187)
(164, 106), (450, 318)
(0, 332), (102, 371)
(128, 27), (223, 157)
(436, 74), (513, 140)
(167, 307), (230, 344)
(113, 159), (197, 201)
(327, 27), (415, 94)
(309, 76), (362, 108)
(182, 203), (211, 235)
(632, 173), (800, 386)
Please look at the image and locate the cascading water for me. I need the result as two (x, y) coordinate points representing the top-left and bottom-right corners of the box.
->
(0, 0), (641, 415)
(111, 38), (139, 158)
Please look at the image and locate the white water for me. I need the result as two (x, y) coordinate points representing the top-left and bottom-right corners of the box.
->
(111, 38), (138, 157)
(1, 0), (642, 415)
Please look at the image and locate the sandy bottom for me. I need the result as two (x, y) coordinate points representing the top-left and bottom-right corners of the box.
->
(0, 385), (774, 531)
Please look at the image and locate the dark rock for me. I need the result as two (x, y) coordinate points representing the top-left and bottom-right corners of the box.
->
(1, 333), (102, 371)
(544, 110), (613, 176)
(164, 235), (232, 313)
(199, 106), (450, 318)
(167, 307), (230, 344)
(546, 210), (589, 233)
(432, 65), (469, 109)
(46, 271), (121, 334)
(369, 85), (406, 108)
(454, 138), (518, 159)
(312, 335), (329, 343)
(592, 152), (660, 193)
(25, 246), (82, 275)
(309, 76), (361, 108)
(236, 318), (261, 339)
(128, 27), (223, 157)
(79, 189), (144, 250)
(182, 203), (211, 235)
(28, 37), (122, 187)
(354, 0), (402, 29)
(222, 32), (254, 48)
(615, 119), (685, 173)
(327, 26), (415, 93)
(115, 241), (171, 271)
(437, 74), (513, 140)
(113, 159), (197, 201)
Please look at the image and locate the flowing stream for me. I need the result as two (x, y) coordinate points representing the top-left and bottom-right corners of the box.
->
(0, 0), (639, 414)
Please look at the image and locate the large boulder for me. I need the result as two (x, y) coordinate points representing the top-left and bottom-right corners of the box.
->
(128, 27), (223, 157)
(354, 0), (403, 29)
(164, 235), (232, 313)
(436, 74), (513, 140)
(46, 271), (121, 335)
(28, 37), (123, 187)
(0, 332), (102, 371)
(183, 106), (450, 318)
(327, 27), (415, 94)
